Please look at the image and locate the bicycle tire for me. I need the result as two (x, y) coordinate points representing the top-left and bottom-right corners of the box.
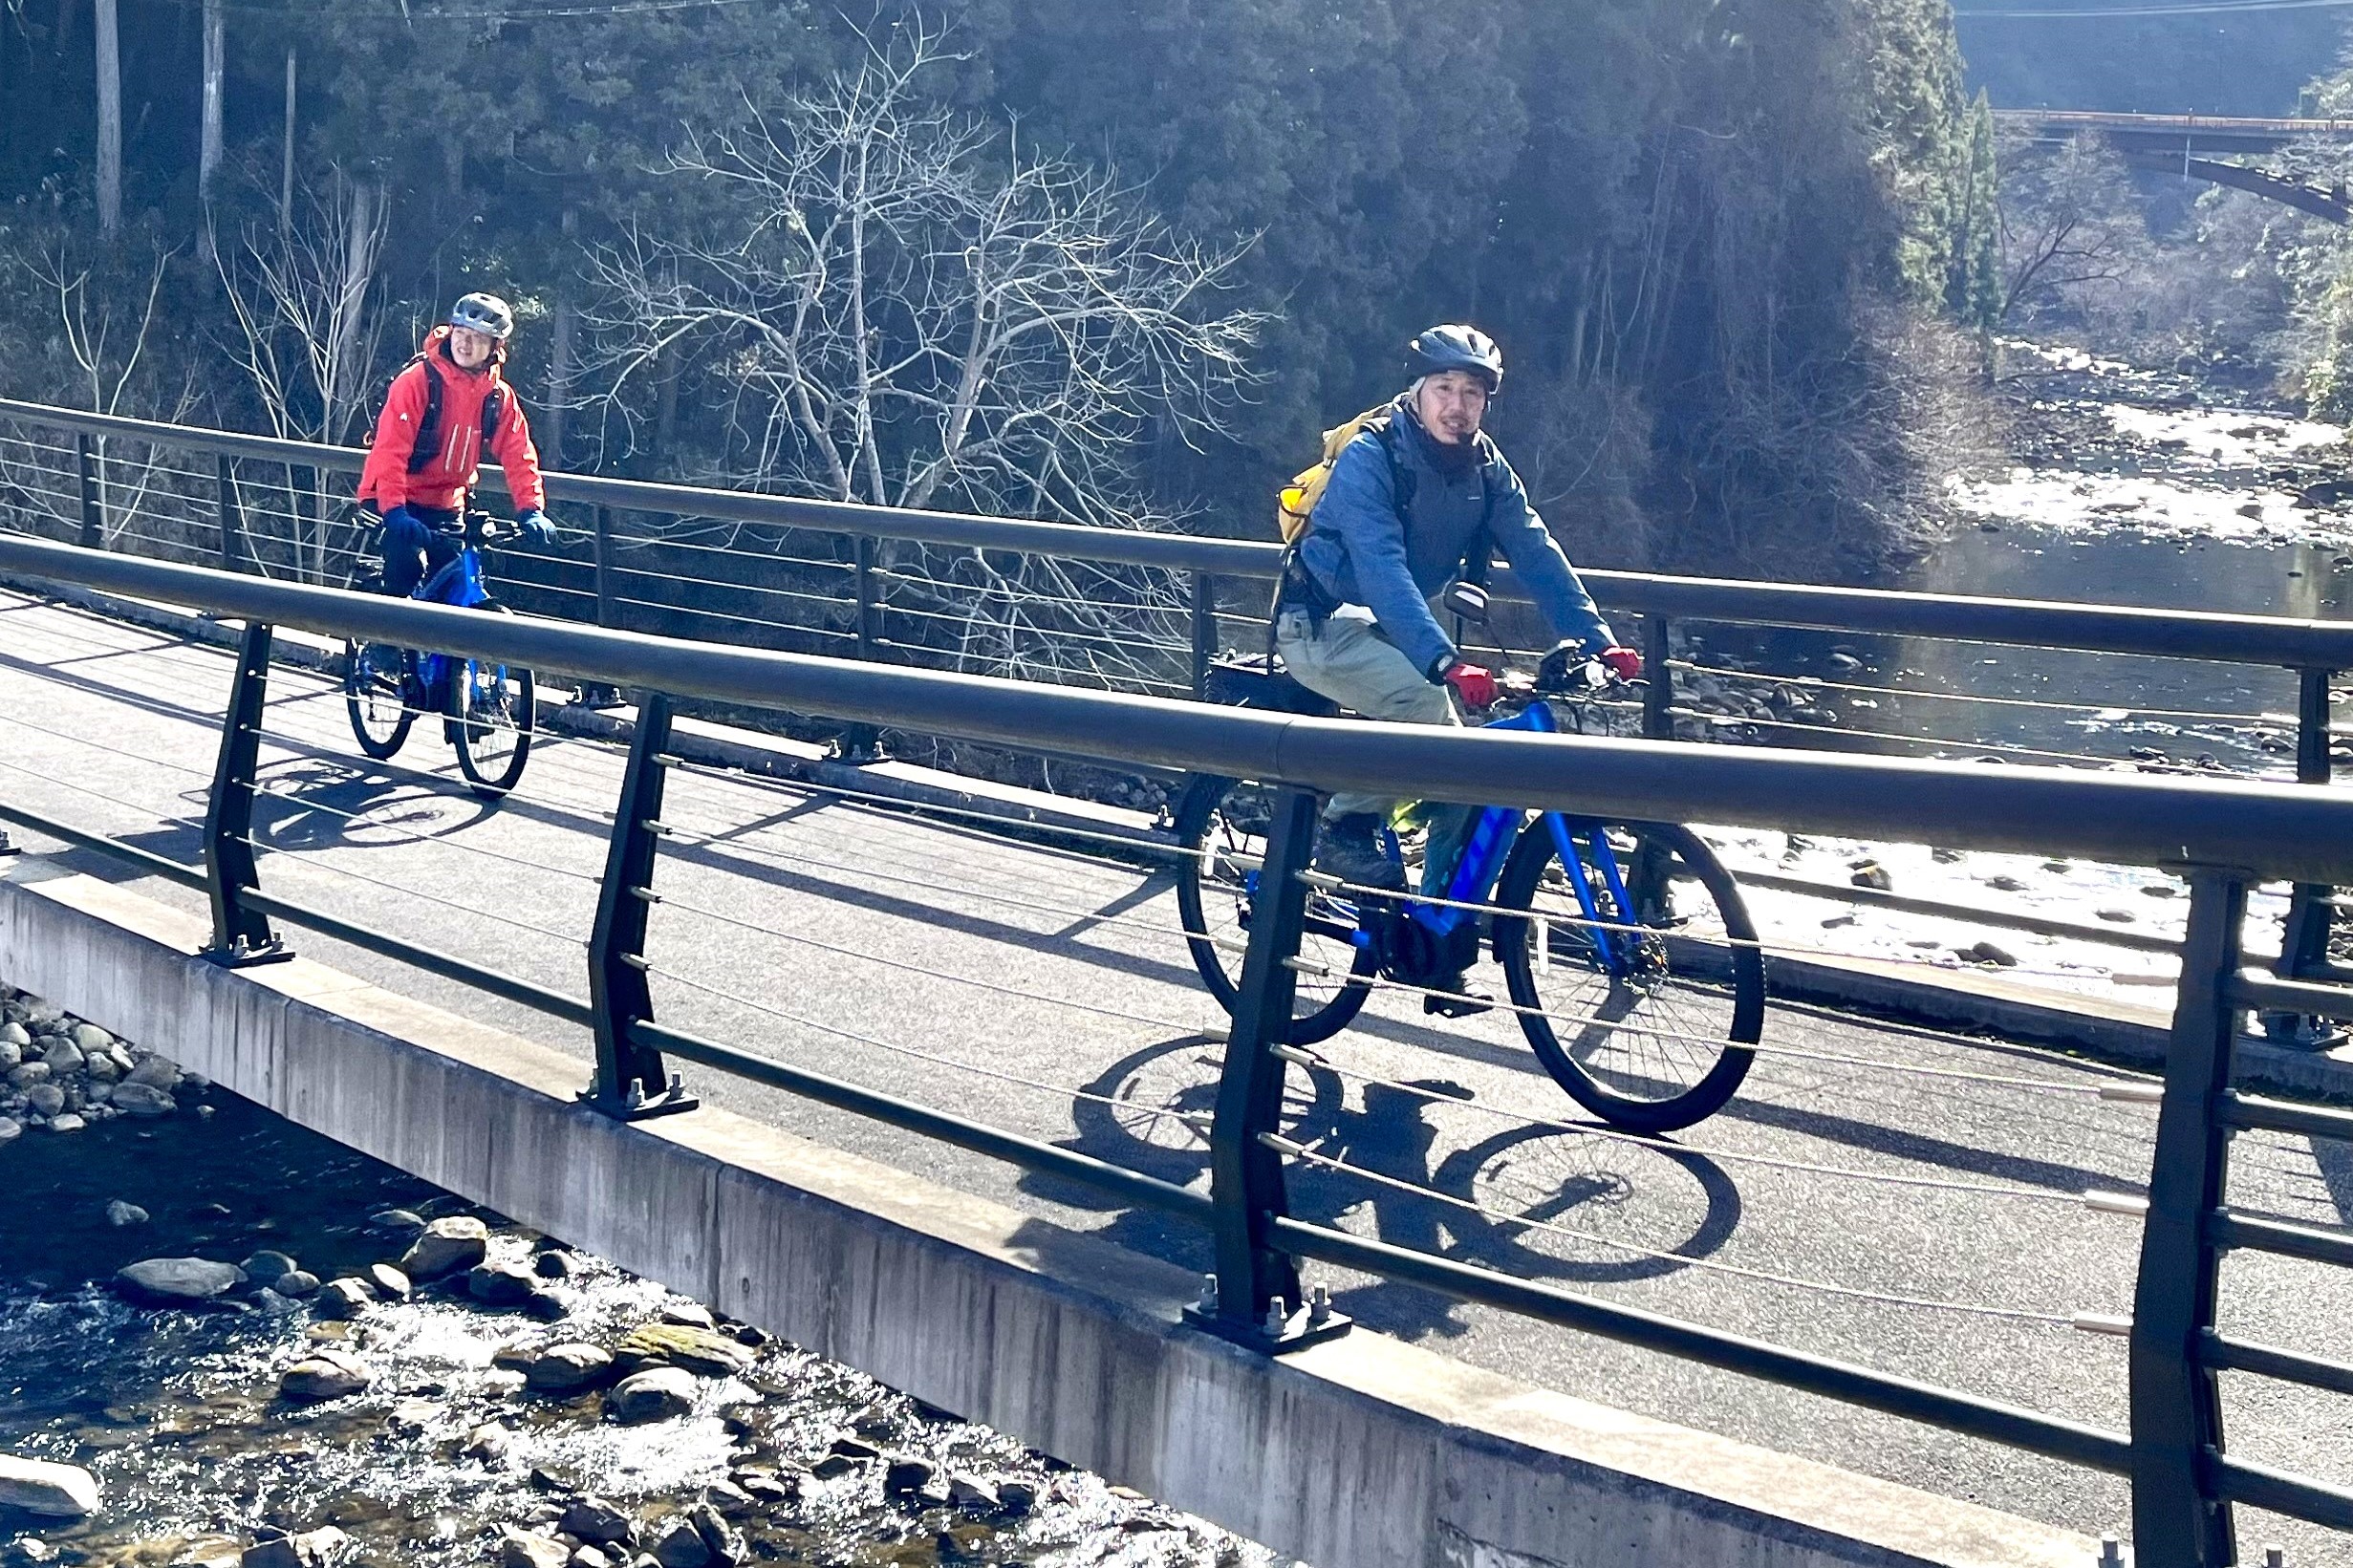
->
(1491, 819), (1762, 1133)
(340, 568), (414, 762)
(448, 602), (535, 800)
(1172, 774), (1375, 1046)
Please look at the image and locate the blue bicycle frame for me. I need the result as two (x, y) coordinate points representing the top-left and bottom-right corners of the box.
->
(1371, 698), (1643, 974)
(411, 540), (496, 698)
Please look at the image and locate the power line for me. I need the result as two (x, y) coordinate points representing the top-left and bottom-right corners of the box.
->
(143, 0), (757, 18)
(1958, 0), (2353, 16)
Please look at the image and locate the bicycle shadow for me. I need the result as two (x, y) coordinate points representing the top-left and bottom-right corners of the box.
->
(1014, 1035), (1741, 1342)
(242, 757), (500, 853)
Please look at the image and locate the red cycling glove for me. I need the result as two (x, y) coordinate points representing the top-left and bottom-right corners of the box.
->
(1441, 660), (1500, 710)
(1597, 645), (1643, 682)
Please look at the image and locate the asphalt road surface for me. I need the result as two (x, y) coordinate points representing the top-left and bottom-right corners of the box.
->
(4, 590), (2350, 1562)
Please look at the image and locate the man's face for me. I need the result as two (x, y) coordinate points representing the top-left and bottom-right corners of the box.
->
(1414, 369), (1489, 446)
(448, 325), (494, 369)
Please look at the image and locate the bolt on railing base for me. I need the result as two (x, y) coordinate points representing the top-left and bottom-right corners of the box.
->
(199, 934), (292, 969)
(570, 683), (626, 711)
(0, 827), (17, 856)
(829, 722), (886, 763)
(1182, 1278), (1353, 1355)
(577, 1071), (700, 1123)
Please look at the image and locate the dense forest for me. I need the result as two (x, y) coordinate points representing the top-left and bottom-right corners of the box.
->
(1958, 0), (2346, 117)
(0, 0), (2003, 581)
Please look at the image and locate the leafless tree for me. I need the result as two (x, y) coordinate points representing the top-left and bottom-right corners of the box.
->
(585, 18), (1265, 691)
(1997, 134), (2148, 328)
(213, 166), (390, 582)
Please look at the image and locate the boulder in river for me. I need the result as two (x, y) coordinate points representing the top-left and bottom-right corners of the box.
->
(364, 1263), (412, 1300)
(279, 1348), (373, 1402)
(648, 1520), (711, 1568)
(0, 1455), (100, 1517)
(40, 1039), (83, 1074)
(466, 1262), (540, 1306)
(0, 1119), (20, 1144)
(122, 1054), (181, 1091)
(524, 1342), (615, 1393)
(312, 1278), (375, 1321)
(557, 1497), (638, 1549)
(25, 1084), (65, 1118)
(242, 1251), (300, 1281)
(608, 1367), (696, 1425)
(272, 1270), (321, 1299)
(1847, 862), (1893, 891)
(399, 1216), (488, 1279)
(47, 1113), (86, 1133)
(687, 1504), (743, 1566)
(104, 1200), (148, 1227)
(109, 1082), (176, 1117)
(117, 1257), (246, 1303)
(498, 1527), (571, 1568)
(240, 1526), (348, 1568)
(614, 1323), (753, 1379)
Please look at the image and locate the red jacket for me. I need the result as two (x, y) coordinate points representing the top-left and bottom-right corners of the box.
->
(358, 326), (546, 514)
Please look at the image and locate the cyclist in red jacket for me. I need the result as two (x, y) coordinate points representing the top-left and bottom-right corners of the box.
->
(359, 292), (556, 596)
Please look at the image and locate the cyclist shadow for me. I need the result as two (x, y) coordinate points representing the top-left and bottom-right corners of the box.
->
(245, 758), (498, 852)
(1017, 1035), (1742, 1342)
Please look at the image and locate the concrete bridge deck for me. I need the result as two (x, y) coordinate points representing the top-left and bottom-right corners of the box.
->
(4, 590), (2352, 1560)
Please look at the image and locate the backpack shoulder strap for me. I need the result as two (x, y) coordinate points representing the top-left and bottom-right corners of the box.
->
(405, 356), (445, 474)
(1368, 412), (1416, 515)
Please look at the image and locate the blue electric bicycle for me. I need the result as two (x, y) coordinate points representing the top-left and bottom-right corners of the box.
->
(1175, 658), (1764, 1132)
(341, 508), (537, 800)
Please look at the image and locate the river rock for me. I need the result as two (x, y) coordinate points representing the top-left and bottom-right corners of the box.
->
(525, 1343), (615, 1393)
(242, 1251), (300, 1281)
(69, 1022), (111, 1053)
(312, 1278), (375, 1321)
(272, 1270), (320, 1299)
(0, 1043), (17, 1073)
(360, 1262), (410, 1300)
(944, 1473), (999, 1510)
(240, 1526), (348, 1568)
(47, 1112), (85, 1133)
(614, 1323), (754, 1378)
(40, 1039), (83, 1074)
(687, 1505), (742, 1566)
(0, 1021), (27, 1049)
(532, 1250), (578, 1280)
(729, 1469), (797, 1507)
(523, 1290), (573, 1323)
(105, 1200), (148, 1227)
(647, 1521), (709, 1568)
(122, 1053), (180, 1090)
(498, 1528), (570, 1568)
(882, 1456), (938, 1498)
(1847, 862), (1892, 891)
(0, 1119), (19, 1144)
(6, 1061), (49, 1088)
(1958, 940), (2019, 968)
(608, 1367), (696, 1425)
(0, 1456), (99, 1517)
(25, 1083), (65, 1118)
(996, 1479), (1038, 1514)
(118, 1257), (246, 1303)
(467, 1262), (540, 1306)
(557, 1497), (637, 1549)
(279, 1348), (372, 1402)
(658, 1303), (717, 1331)
(83, 1051), (119, 1083)
(109, 1082), (177, 1117)
(571, 1548), (615, 1568)
(400, 1216), (489, 1279)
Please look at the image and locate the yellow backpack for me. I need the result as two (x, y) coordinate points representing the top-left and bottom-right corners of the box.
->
(1275, 405), (1395, 544)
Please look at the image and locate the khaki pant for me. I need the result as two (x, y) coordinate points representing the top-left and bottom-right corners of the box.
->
(1276, 607), (1471, 892)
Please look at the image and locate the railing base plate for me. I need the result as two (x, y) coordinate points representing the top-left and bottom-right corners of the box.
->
(578, 1085), (702, 1123)
(1182, 1301), (1354, 1355)
(200, 938), (292, 969)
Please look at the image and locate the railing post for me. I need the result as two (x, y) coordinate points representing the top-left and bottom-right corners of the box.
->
(572, 505), (622, 709)
(584, 691), (698, 1120)
(1187, 785), (1349, 1351)
(215, 455), (247, 573)
(201, 622), (289, 967)
(1642, 612), (1673, 741)
(1190, 571), (1216, 699)
(2268, 668), (2342, 1042)
(2129, 868), (2244, 1568)
(75, 432), (101, 549)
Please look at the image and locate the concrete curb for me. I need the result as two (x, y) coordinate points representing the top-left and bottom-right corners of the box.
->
(0, 865), (2099, 1568)
(14, 572), (2353, 1104)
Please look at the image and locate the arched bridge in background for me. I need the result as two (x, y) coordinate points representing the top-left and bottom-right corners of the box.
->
(1993, 108), (2353, 223)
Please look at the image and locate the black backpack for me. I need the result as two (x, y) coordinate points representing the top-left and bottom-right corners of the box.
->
(398, 353), (508, 474)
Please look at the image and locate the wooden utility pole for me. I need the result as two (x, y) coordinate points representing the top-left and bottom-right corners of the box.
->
(199, 0), (225, 206)
(280, 45), (296, 235)
(94, 0), (120, 234)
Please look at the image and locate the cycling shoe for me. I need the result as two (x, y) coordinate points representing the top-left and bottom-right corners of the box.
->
(1314, 812), (1406, 891)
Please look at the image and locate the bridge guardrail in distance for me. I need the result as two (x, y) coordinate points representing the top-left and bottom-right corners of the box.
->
(1, 534), (2351, 1567)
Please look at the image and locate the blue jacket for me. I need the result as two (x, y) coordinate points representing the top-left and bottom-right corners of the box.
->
(1293, 398), (1614, 679)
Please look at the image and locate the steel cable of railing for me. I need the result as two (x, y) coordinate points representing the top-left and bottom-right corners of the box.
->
(608, 593), (859, 641)
(1274, 1041), (2129, 1207)
(0, 750), (206, 832)
(604, 561), (853, 611)
(233, 832), (590, 948)
(1672, 706), (2217, 771)
(865, 567), (1193, 625)
(1267, 1134), (2101, 1327)
(869, 597), (1195, 657)
(1667, 656), (2292, 728)
(604, 529), (855, 575)
(639, 958), (1215, 1135)
(637, 882), (1223, 1037)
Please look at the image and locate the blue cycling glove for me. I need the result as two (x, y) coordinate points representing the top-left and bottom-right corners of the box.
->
(378, 505), (428, 553)
(514, 508), (558, 545)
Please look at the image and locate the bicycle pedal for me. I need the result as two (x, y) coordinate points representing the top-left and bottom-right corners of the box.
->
(1423, 992), (1494, 1020)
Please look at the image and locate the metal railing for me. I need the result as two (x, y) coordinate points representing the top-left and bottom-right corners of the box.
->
(0, 396), (2342, 1002)
(2, 532), (2352, 1566)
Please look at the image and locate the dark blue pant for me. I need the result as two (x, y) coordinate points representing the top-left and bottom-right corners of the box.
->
(379, 505), (461, 598)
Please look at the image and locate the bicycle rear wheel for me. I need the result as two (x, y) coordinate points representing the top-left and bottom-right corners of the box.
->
(448, 603), (535, 800)
(1491, 819), (1762, 1132)
(341, 568), (414, 762)
(1172, 775), (1375, 1045)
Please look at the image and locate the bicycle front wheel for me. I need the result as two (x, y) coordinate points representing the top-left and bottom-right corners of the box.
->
(341, 569), (414, 762)
(448, 603), (535, 800)
(1172, 775), (1374, 1046)
(1491, 819), (1762, 1132)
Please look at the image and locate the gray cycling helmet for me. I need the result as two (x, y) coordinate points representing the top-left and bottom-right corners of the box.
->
(1406, 324), (1502, 393)
(448, 291), (515, 341)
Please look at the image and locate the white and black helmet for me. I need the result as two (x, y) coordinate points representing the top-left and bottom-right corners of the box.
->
(448, 292), (515, 341)
(1406, 324), (1502, 393)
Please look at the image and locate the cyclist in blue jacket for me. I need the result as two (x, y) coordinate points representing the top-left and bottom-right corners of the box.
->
(1280, 325), (1641, 903)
